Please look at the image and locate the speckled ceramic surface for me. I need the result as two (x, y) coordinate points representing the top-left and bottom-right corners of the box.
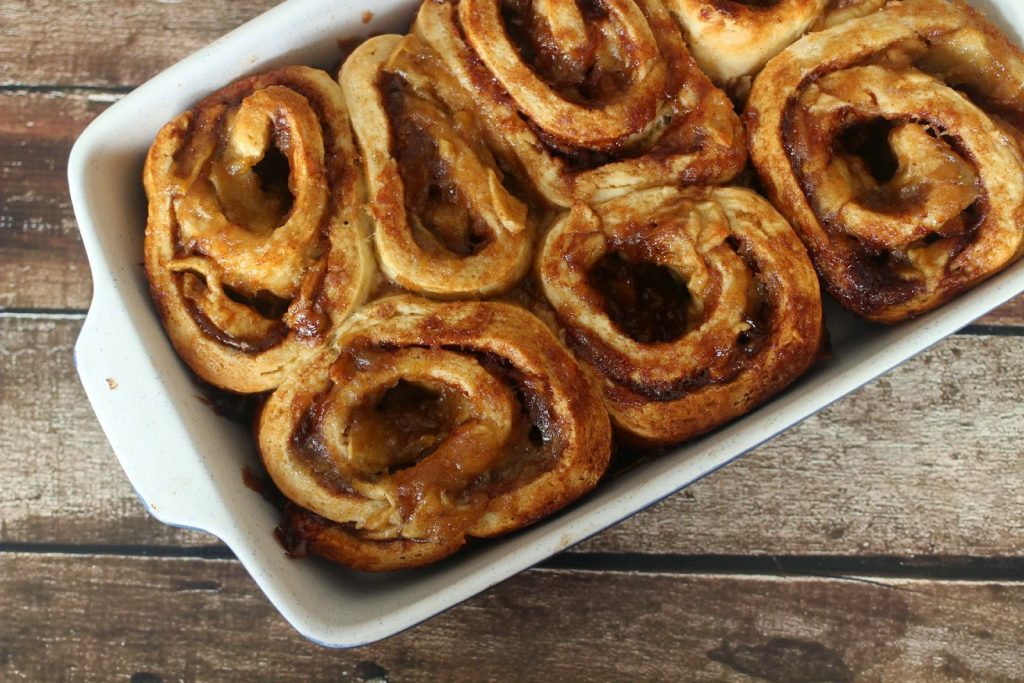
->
(68, 0), (1024, 647)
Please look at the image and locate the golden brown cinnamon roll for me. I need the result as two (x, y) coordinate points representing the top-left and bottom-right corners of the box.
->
(537, 186), (823, 446)
(341, 35), (535, 299)
(747, 0), (1024, 323)
(668, 0), (887, 98)
(413, 0), (747, 206)
(144, 66), (374, 393)
(258, 296), (612, 571)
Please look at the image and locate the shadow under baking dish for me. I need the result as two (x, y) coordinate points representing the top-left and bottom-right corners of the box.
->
(67, 0), (1024, 647)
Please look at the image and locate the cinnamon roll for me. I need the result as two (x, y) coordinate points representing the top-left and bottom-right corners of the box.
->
(341, 35), (535, 299)
(668, 0), (887, 97)
(144, 66), (374, 393)
(747, 0), (1024, 322)
(258, 296), (612, 570)
(413, 0), (747, 205)
(537, 186), (824, 446)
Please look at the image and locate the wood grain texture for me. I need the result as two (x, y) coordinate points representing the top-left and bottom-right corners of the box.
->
(0, 89), (109, 309)
(3, 316), (1022, 559)
(0, 1), (276, 88)
(0, 315), (210, 547)
(979, 295), (1024, 326)
(1, 552), (1022, 681)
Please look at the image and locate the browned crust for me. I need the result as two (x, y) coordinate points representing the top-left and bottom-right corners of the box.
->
(143, 66), (374, 393)
(340, 34), (535, 299)
(412, 0), (747, 206)
(257, 296), (612, 571)
(746, 0), (1024, 322)
(537, 186), (824, 446)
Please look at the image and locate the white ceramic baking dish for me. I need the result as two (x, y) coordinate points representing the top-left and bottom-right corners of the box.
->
(68, 0), (1024, 647)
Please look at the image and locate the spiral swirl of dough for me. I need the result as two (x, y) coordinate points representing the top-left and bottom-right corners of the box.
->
(413, 0), (747, 205)
(144, 66), (374, 393)
(258, 296), (612, 570)
(537, 186), (823, 445)
(746, 0), (1024, 322)
(342, 35), (534, 299)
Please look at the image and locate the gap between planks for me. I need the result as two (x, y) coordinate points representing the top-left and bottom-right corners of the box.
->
(0, 83), (132, 96)
(0, 307), (86, 319)
(1, 543), (1022, 583)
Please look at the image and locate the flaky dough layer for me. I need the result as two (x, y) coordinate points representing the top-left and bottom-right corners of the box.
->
(258, 296), (612, 571)
(747, 0), (1024, 322)
(144, 66), (374, 392)
(538, 186), (824, 445)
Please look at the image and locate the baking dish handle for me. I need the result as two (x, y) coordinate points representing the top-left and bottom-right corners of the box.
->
(73, 272), (237, 535)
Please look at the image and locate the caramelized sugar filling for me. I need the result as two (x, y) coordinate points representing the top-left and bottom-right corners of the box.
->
(421, 183), (492, 256)
(500, 0), (632, 104)
(834, 116), (981, 248)
(736, 283), (772, 355)
(222, 284), (292, 320)
(723, 235), (773, 355)
(382, 73), (494, 256)
(217, 136), (295, 233)
(588, 252), (691, 344)
(470, 356), (560, 493)
(178, 272), (289, 352)
(347, 380), (467, 474)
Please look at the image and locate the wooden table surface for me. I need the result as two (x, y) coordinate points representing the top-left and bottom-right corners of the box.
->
(3, 1), (1024, 680)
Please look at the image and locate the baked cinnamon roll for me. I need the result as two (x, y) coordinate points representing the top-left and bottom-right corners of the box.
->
(537, 186), (823, 446)
(341, 35), (535, 299)
(413, 0), (747, 205)
(144, 66), (374, 393)
(258, 296), (612, 570)
(747, 0), (1024, 322)
(668, 0), (887, 98)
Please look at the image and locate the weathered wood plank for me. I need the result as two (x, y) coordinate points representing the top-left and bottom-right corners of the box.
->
(0, 316), (210, 547)
(2, 316), (1022, 558)
(0, 90), (111, 309)
(0, 1), (276, 88)
(1, 552), (1021, 680)
(980, 295), (1024, 326)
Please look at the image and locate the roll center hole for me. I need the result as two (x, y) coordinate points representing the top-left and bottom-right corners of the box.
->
(837, 118), (899, 183)
(251, 144), (294, 221)
(348, 380), (465, 474)
(222, 284), (291, 320)
(589, 252), (691, 344)
(422, 182), (492, 256)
